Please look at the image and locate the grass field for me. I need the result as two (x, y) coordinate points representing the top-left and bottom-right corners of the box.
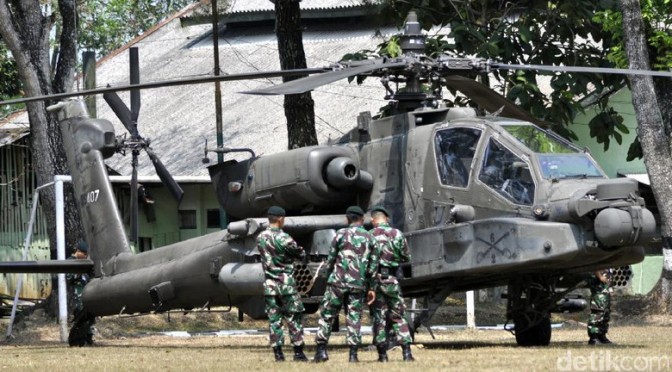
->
(2, 320), (672, 371)
(1, 295), (670, 371)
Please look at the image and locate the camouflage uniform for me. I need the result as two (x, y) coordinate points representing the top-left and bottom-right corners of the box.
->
(257, 226), (305, 348)
(315, 224), (379, 346)
(587, 270), (611, 338)
(66, 256), (94, 344)
(369, 222), (412, 346)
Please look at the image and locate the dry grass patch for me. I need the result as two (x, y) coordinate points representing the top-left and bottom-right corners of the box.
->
(2, 324), (672, 371)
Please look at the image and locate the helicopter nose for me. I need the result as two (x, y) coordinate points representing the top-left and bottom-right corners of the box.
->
(594, 207), (656, 247)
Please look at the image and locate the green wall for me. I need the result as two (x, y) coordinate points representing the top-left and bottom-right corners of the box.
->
(571, 89), (646, 177)
(571, 88), (659, 295)
(122, 182), (224, 252)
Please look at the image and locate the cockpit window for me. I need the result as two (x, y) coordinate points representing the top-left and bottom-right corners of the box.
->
(538, 154), (604, 179)
(479, 138), (535, 205)
(434, 128), (481, 188)
(503, 125), (577, 154)
(501, 124), (605, 180)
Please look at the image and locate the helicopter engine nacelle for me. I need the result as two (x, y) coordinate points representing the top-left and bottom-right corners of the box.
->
(209, 146), (373, 218)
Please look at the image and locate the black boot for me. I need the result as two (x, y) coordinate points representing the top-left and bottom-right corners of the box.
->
(348, 345), (359, 363)
(313, 343), (329, 362)
(598, 334), (613, 344)
(272, 346), (285, 362)
(293, 345), (308, 362)
(376, 343), (388, 362)
(402, 344), (415, 361)
(588, 334), (612, 345)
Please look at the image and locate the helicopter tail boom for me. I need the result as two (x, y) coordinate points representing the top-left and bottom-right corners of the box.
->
(50, 100), (133, 276)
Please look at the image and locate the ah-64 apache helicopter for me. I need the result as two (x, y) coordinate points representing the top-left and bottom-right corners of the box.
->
(1, 12), (665, 347)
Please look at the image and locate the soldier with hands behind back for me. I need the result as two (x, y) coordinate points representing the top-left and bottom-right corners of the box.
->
(257, 206), (308, 362)
(369, 205), (415, 361)
(313, 205), (379, 363)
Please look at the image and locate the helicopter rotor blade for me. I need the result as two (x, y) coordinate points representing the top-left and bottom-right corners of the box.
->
(130, 153), (139, 244)
(242, 61), (407, 96)
(129, 48), (141, 123)
(145, 147), (184, 203)
(103, 91), (135, 135)
(442, 75), (550, 128)
(1, 68), (329, 106)
(494, 63), (672, 78)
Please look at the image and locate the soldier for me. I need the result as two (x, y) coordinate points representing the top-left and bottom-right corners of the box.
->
(257, 206), (308, 362)
(587, 268), (613, 345)
(368, 205), (415, 361)
(67, 240), (94, 346)
(313, 205), (378, 363)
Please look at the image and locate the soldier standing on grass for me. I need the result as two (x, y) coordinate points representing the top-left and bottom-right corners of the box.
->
(587, 268), (613, 345)
(313, 205), (379, 363)
(368, 205), (414, 362)
(257, 206), (309, 362)
(67, 240), (94, 346)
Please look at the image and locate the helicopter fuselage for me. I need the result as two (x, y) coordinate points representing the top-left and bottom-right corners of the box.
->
(49, 100), (655, 345)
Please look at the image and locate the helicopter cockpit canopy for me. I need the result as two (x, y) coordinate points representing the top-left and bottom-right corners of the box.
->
(502, 124), (606, 181)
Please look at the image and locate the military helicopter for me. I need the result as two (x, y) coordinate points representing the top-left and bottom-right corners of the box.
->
(0, 11), (665, 347)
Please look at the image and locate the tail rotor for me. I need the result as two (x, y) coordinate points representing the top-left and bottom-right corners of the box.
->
(103, 47), (184, 244)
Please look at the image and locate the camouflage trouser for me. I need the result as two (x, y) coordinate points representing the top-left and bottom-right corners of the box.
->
(265, 293), (305, 347)
(316, 285), (364, 346)
(370, 278), (412, 345)
(588, 285), (611, 337)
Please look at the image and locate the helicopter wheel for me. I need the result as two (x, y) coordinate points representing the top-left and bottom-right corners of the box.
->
(513, 314), (551, 347)
(507, 277), (555, 347)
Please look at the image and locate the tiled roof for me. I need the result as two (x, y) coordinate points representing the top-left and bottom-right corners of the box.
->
(95, 14), (400, 177)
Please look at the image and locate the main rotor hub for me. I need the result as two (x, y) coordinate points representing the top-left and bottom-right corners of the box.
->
(399, 11), (425, 55)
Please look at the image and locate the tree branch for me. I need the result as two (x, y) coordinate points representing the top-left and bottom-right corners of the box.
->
(53, 0), (77, 93)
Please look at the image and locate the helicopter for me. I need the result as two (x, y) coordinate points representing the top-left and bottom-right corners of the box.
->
(0, 11), (665, 347)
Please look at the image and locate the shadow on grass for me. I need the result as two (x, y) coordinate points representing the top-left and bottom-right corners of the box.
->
(418, 340), (647, 350)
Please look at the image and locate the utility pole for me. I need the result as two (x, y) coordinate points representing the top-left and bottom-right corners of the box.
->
(212, 0), (224, 164)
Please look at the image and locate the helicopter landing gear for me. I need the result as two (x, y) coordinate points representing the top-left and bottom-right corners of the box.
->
(409, 287), (452, 340)
(506, 276), (555, 347)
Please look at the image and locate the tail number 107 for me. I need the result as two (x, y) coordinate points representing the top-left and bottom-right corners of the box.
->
(81, 189), (100, 205)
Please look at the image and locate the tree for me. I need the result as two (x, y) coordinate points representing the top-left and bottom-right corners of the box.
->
(0, 0), (83, 253)
(0, 40), (22, 118)
(77, 0), (198, 56)
(365, 1), (627, 145)
(619, 0), (672, 312)
(272, 0), (317, 149)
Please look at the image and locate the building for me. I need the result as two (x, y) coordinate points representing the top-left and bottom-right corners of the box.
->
(0, 0), (399, 265)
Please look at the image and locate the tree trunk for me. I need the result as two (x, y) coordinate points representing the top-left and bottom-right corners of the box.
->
(0, 0), (84, 257)
(620, 0), (672, 312)
(273, 0), (317, 149)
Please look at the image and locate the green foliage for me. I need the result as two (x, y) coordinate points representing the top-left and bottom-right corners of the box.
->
(77, 0), (198, 56)
(627, 136), (644, 161)
(588, 107), (629, 151)
(593, 0), (672, 158)
(595, 0), (672, 70)
(350, 0), (636, 146)
(0, 40), (23, 118)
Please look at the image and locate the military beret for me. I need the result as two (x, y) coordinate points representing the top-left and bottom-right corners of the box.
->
(345, 205), (365, 217)
(267, 206), (286, 217)
(371, 205), (390, 217)
(77, 240), (89, 253)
